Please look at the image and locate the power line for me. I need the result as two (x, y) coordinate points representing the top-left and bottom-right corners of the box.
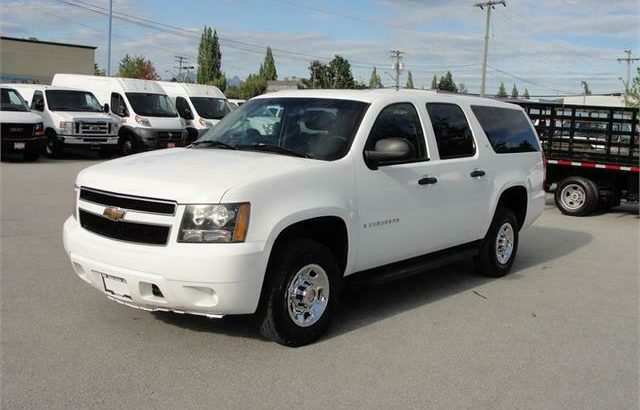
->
(617, 49), (640, 96)
(474, 0), (507, 97)
(487, 64), (576, 94)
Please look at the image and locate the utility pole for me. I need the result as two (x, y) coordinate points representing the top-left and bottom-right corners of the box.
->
(474, 0), (506, 98)
(107, 0), (113, 76)
(390, 50), (404, 91)
(174, 56), (188, 81)
(617, 49), (639, 97)
(581, 81), (589, 105)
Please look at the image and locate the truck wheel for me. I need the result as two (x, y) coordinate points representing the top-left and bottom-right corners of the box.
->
(555, 177), (598, 216)
(474, 207), (519, 278)
(119, 133), (137, 156)
(45, 131), (62, 158)
(257, 239), (340, 347)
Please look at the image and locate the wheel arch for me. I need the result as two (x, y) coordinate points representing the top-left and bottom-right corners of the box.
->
(494, 185), (528, 230)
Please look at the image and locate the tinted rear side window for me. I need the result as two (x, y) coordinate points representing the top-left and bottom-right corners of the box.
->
(426, 103), (475, 160)
(471, 106), (540, 153)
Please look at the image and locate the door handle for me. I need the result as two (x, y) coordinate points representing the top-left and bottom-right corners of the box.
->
(418, 176), (438, 185)
(470, 169), (486, 178)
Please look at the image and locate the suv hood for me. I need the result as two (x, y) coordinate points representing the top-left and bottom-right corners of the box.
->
(76, 148), (315, 203)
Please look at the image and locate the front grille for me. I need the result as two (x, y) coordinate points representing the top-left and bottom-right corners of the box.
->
(157, 131), (182, 141)
(78, 122), (109, 135)
(79, 210), (170, 245)
(80, 187), (176, 215)
(1, 123), (35, 138)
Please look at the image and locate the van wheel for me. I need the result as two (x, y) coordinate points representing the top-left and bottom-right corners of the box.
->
(474, 207), (519, 278)
(119, 133), (136, 156)
(555, 176), (598, 216)
(45, 131), (62, 158)
(257, 239), (340, 347)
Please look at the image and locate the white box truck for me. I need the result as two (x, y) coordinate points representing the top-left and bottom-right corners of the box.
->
(14, 84), (120, 158)
(53, 74), (186, 155)
(157, 82), (231, 142)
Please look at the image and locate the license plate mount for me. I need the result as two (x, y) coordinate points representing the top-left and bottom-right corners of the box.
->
(101, 273), (131, 299)
(167, 142), (176, 148)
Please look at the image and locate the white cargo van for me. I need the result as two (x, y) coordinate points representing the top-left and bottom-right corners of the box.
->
(53, 74), (186, 155)
(0, 85), (45, 161)
(14, 84), (120, 158)
(157, 82), (230, 142)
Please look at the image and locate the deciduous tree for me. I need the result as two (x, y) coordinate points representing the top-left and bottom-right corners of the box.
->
(117, 55), (159, 80)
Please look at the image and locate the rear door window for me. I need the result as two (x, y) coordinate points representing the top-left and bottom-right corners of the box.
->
(471, 106), (540, 153)
(426, 103), (475, 159)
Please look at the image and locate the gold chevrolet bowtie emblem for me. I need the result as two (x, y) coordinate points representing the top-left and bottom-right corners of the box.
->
(103, 206), (126, 221)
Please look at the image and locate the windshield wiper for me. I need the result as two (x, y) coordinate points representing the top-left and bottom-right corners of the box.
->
(235, 143), (311, 158)
(190, 140), (236, 150)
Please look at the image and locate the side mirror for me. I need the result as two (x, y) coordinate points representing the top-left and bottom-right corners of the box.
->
(118, 106), (128, 117)
(103, 103), (110, 113)
(364, 138), (413, 170)
(34, 101), (45, 111)
(183, 108), (194, 120)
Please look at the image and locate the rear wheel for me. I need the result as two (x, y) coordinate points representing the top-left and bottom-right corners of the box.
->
(555, 176), (598, 216)
(257, 239), (340, 347)
(475, 207), (519, 278)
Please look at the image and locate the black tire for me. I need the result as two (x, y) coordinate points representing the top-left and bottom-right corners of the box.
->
(257, 239), (341, 347)
(23, 146), (40, 161)
(119, 132), (137, 156)
(554, 176), (598, 216)
(474, 207), (519, 278)
(45, 131), (62, 158)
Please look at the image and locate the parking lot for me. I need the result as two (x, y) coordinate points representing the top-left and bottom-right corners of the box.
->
(1, 155), (638, 409)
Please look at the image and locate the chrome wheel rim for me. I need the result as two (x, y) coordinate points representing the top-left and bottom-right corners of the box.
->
(560, 183), (586, 210)
(286, 264), (330, 328)
(495, 222), (515, 265)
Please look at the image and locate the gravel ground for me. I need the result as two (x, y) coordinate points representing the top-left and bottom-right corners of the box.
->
(2, 155), (638, 410)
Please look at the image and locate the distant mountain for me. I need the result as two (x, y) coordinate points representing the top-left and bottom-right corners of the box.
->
(228, 75), (242, 87)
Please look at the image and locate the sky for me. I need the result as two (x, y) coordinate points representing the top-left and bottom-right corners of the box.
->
(1, 0), (639, 95)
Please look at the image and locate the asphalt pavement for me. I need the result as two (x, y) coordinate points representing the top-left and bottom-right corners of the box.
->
(1, 155), (638, 409)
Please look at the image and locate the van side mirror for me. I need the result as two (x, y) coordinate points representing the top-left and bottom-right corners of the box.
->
(364, 138), (413, 170)
(103, 103), (109, 113)
(183, 108), (194, 120)
(34, 100), (45, 111)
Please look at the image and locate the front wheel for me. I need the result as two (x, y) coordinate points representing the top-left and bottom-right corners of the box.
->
(119, 133), (137, 156)
(474, 207), (519, 278)
(257, 239), (340, 347)
(45, 132), (62, 158)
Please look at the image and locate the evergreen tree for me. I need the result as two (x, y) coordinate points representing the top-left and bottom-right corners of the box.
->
(406, 70), (414, 89)
(197, 26), (222, 84)
(625, 67), (639, 107)
(239, 74), (267, 99)
(511, 84), (519, 98)
(328, 55), (355, 89)
(437, 71), (457, 92)
(523, 88), (530, 99)
(260, 47), (277, 81)
(431, 74), (438, 89)
(117, 55), (159, 80)
(369, 66), (382, 88)
(497, 82), (508, 98)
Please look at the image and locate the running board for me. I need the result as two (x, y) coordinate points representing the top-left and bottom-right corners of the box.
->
(348, 240), (482, 287)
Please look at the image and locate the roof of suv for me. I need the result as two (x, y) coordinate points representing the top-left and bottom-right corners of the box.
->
(254, 89), (522, 109)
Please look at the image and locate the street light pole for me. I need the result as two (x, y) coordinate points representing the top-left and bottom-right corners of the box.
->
(107, 0), (113, 76)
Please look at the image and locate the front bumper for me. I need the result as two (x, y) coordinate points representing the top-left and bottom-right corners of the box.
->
(133, 128), (186, 150)
(57, 135), (119, 149)
(63, 216), (268, 316)
(1, 136), (46, 153)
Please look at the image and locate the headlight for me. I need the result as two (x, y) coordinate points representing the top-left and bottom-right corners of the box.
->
(199, 117), (211, 127)
(135, 115), (151, 127)
(60, 121), (74, 134)
(178, 203), (250, 243)
(34, 122), (44, 136)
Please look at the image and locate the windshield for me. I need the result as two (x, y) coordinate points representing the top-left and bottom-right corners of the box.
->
(125, 93), (178, 117)
(45, 90), (103, 112)
(1, 88), (30, 112)
(195, 98), (369, 160)
(190, 97), (231, 120)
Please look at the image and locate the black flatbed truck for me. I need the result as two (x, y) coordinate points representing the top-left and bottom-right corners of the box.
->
(514, 101), (639, 216)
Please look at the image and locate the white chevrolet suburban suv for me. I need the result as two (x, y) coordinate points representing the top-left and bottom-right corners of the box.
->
(63, 90), (545, 346)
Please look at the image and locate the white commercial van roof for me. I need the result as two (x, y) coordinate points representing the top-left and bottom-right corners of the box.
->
(53, 74), (167, 95)
(157, 82), (226, 99)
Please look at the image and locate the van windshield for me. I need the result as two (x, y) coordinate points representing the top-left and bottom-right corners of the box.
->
(45, 90), (103, 112)
(125, 93), (178, 117)
(1, 88), (30, 112)
(190, 97), (230, 120)
(195, 98), (369, 160)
